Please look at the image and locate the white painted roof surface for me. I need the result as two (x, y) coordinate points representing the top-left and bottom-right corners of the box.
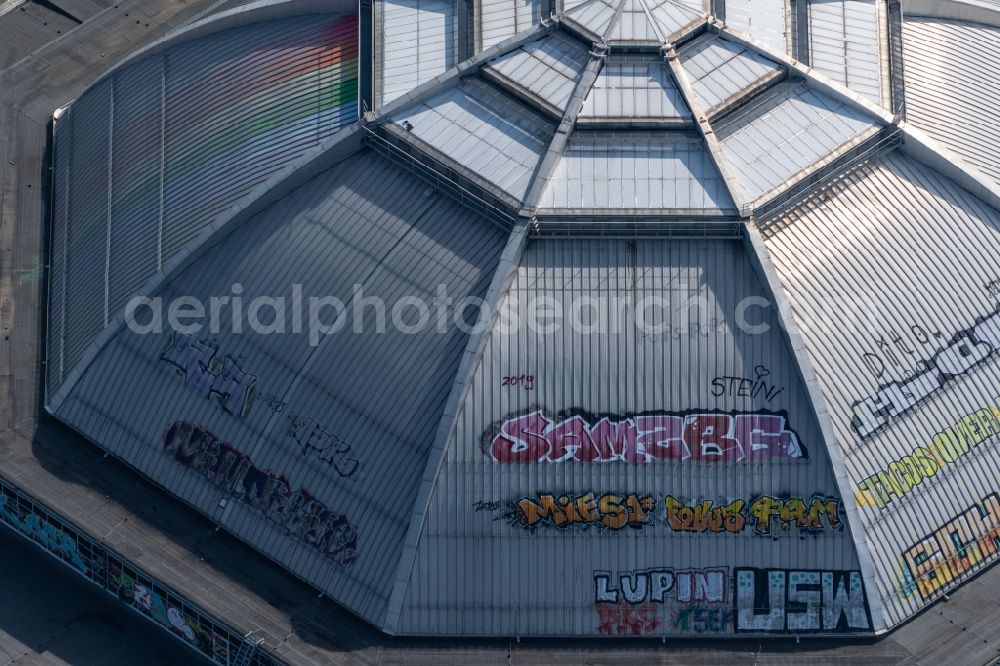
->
(485, 32), (591, 112)
(678, 33), (783, 111)
(580, 56), (692, 120)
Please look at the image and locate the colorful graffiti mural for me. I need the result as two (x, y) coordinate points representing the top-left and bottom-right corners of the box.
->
(594, 598), (662, 635)
(852, 307), (1000, 438)
(665, 495), (843, 536)
(672, 607), (734, 633)
(594, 568), (727, 604)
(901, 491), (1000, 600)
(163, 421), (358, 566)
(734, 569), (871, 633)
(856, 397), (1000, 509)
(510, 493), (656, 530)
(0, 495), (88, 573)
(487, 410), (804, 463)
(162, 332), (257, 417)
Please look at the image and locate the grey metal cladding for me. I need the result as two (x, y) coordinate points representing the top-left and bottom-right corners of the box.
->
(725, 0), (789, 53)
(644, 0), (706, 40)
(903, 17), (1000, 191)
(563, 0), (621, 39)
(485, 31), (592, 113)
(715, 82), (879, 202)
(48, 11), (359, 402)
(808, 0), (887, 107)
(388, 78), (556, 201)
(63, 78), (112, 379)
(377, 0), (457, 106)
(53, 150), (508, 626)
(762, 150), (1000, 627)
(579, 56), (693, 120)
(607, 0), (661, 44)
(677, 33), (783, 112)
(479, 0), (543, 52)
(538, 131), (736, 212)
(396, 237), (862, 636)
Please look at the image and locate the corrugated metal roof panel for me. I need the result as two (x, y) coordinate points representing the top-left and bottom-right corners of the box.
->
(49, 12), (359, 397)
(564, 0), (621, 39)
(479, 0), (542, 52)
(725, 0), (788, 53)
(396, 236), (865, 636)
(715, 83), (878, 201)
(677, 33), (783, 112)
(808, 0), (886, 107)
(485, 32), (592, 113)
(378, 0), (456, 105)
(762, 150), (1000, 628)
(538, 132), (736, 212)
(579, 56), (692, 120)
(645, 0), (705, 40)
(54, 149), (508, 627)
(902, 17), (1000, 191)
(607, 0), (660, 43)
(389, 78), (556, 200)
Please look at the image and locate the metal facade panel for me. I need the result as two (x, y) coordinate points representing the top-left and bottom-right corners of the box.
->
(715, 83), (878, 201)
(396, 237), (867, 636)
(903, 18), (1000, 191)
(808, 0), (885, 107)
(480, 0), (542, 51)
(645, 0), (705, 39)
(762, 151), (1000, 627)
(63, 77), (111, 378)
(379, 0), (456, 105)
(54, 150), (507, 627)
(49, 115), (72, 393)
(161, 14), (359, 257)
(580, 56), (692, 120)
(677, 34), (783, 112)
(608, 0), (660, 43)
(390, 78), (556, 200)
(725, 0), (788, 53)
(564, 0), (621, 39)
(49, 12), (359, 397)
(486, 32), (591, 113)
(538, 132), (735, 212)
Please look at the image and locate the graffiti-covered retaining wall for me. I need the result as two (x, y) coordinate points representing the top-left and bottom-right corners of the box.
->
(0, 476), (283, 666)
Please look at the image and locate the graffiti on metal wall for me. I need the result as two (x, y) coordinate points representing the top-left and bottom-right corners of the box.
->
(495, 493), (842, 535)
(734, 569), (872, 633)
(161, 333), (257, 417)
(486, 410), (804, 464)
(109, 563), (223, 658)
(710, 366), (785, 404)
(594, 598), (662, 635)
(593, 568), (730, 635)
(291, 417), (359, 477)
(163, 421), (358, 566)
(852, 307), (1000, 439)
(856, 397), (1000, 509)
(665, 495), (842, 536)
(901, 491), (1000, 600)
(509, 493), (657, 530)
(594, 568), (727, 604)
(0, 495), (88, 573)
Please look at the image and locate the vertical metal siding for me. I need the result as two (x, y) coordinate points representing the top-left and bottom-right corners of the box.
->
(902, 17), (1000, 191)
(378, 0), (456, 105)
(55, 150), (507, 627)
(762, 150), (1000, 627)
(808, 0), (886, 107)
(397, 237), (863, 635)
(49, 12), (360, 404)
(479, 0), (542, 52)
(725, 0), (789, 53)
